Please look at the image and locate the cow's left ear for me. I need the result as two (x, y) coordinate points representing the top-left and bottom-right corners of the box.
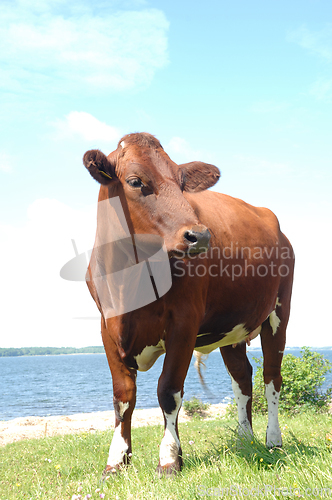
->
(83, 149), (117, 185)
(178, 161), (220, 193)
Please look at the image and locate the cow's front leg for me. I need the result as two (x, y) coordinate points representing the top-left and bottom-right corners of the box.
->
(101, 324), (137, 477)
(156, 327), (197, 477)
(157, 388), (183, 477)
(104, 391), (136, 476)
(221, 343), (253, 438)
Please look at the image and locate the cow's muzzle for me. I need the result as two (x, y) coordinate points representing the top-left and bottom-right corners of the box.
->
(183, 225), (211, 255)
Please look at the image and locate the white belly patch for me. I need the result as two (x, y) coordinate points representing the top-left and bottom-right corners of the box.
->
(134, 339), (166, 372)
(194, 324), (249, 354)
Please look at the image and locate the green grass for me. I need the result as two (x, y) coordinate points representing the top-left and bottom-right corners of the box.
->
(1, 411), (332, 500)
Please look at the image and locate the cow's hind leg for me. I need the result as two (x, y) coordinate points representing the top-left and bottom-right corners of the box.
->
(260, 297), (289, 448)
(221, 343), (253, 437)
(261, 235), (294, 448)
(101, 321), (137, 477)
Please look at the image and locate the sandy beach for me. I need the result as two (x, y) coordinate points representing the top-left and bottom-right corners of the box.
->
(0, 404), (227, 446)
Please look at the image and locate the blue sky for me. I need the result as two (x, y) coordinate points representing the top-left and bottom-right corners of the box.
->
(0, 0), (331, 347)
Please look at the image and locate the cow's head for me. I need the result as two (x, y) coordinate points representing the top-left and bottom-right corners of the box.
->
(83, 133), (220, 257)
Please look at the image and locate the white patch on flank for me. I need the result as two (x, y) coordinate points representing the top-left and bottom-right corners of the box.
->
(276, 297), (282, 307)
(107, 425), (129, 467)
(265, 381), (282, 447)
(230, 376), (253, 436)
(269, 310), (281, 335)
(195, 324), (249, 354)
(159, 391), (182, 467)
(134, 339), (166, 371)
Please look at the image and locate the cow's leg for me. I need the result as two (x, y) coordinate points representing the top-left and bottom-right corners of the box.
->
(220, 343), (253, 437)
(156, 326), (198, 477)
(101, 321), (137, 476)
(260, 296), (289, 448)
(260, 235), (294, 448)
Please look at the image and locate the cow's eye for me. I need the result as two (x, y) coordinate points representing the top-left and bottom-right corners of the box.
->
(126, 177), (143, 188)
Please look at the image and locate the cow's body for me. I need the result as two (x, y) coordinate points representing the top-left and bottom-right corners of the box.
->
(83, 133), (294, 477)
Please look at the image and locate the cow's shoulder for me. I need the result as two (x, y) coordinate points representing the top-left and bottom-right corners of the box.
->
(185, 190), (280, 234)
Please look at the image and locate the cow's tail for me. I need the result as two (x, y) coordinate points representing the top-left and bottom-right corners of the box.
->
(193, 351), (209, 387)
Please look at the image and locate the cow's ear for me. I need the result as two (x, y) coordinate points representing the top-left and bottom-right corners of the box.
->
(178, 161), (220, 193)
(83, 149), (117, 185)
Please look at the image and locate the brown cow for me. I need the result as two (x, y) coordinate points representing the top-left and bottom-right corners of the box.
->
(83, 132), (294, 477)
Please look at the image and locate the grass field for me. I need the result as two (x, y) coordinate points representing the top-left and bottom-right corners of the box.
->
(1, 411), (332, 499)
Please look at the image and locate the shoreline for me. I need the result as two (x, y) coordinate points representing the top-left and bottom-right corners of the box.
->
(0, 352), (105, 358)
(0, 404), (228, 447)
(2, 346), (331, 359)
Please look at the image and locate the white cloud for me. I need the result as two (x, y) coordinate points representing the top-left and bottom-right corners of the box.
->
(288, 24), (332, 61)
(281, 214), (332, 347)
(0, 153), (13, 173)
(0, 2), (169, 94)
(0, 198), (100, 348)
(54, 111), (122, 142)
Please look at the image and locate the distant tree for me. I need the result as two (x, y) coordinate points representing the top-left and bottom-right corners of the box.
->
(0, 346), (105, 357)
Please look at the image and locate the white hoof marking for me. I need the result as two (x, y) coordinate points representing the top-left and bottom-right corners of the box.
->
(159, 391), (182, 467)
(107, 426), (129, 467)
(265, 381), (282, 447)
(107, 401), (129, 467)
(230, 376), (253, 436)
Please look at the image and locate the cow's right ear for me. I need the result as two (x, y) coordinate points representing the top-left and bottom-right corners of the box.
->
(83, 149), (117, 185)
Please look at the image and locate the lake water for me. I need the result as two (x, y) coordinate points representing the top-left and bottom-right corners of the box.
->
(1, 348), (332, 421)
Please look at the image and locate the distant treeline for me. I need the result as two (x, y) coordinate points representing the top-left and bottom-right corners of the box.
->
(0, 346), (105, 357)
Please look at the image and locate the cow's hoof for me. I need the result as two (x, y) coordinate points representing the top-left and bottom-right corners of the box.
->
(266, 440), (282, 449)
(155, 462), (181, 478)
(101, 464), (121, 481)
(266, 429), (282, 449)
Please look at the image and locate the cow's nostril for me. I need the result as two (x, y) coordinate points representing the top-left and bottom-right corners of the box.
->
(182, 226), (211, 254)
(184, 231), (198, 244)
